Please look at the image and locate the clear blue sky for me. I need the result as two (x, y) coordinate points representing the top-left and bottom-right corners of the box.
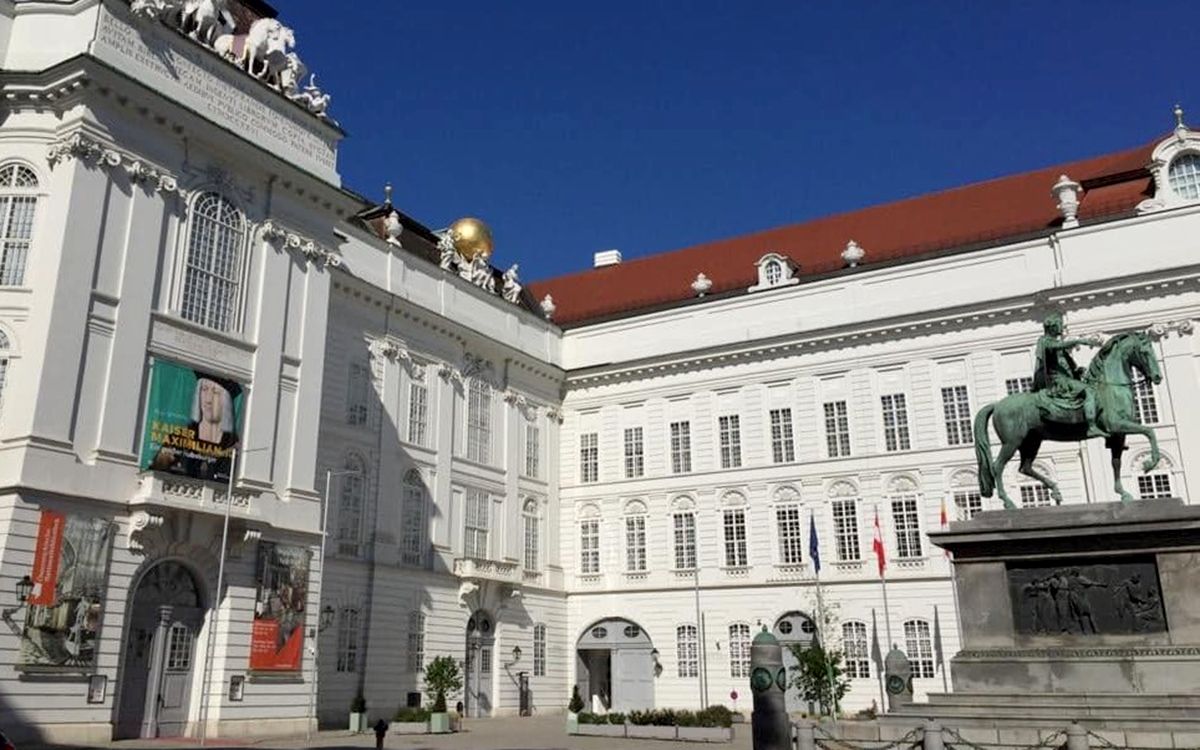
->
(282, 1), (1189, 281)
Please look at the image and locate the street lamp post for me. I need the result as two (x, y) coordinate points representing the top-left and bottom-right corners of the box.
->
(306, 468), (360, 742)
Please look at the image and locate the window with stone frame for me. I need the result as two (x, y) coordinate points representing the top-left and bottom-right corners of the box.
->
(625, 512), (647, 572)
(903, 619), (935, 679)
(0, 163), (39, 287)
(1132, 372), (1160, 424)
(673, 508), (697, 570)
(466, 378), (492, 463)
(890, 494), (922, 558)
(407, 368), (428, 445)
(336, 456), (366, 557)
(464, 488), (490, 559)
(824, 401), (852, 457)
(579, 517), (601, 574)
(624, 426), (645, 478)
(728, 623), (751, 678)
(1005, 376), (1034, 395)
(677, 624), (699, 678)
(1169, 152), (1200, 199)
(336, 607), (360, 672)
(407, 611), (425, 672)
(345, 361), (370, 426)
(180, 192), (245, 332)
(881, 393), (911, 452)
(522, 498), (540, 571)
(953, 489), (983, 520)
(670, 421), (692, 473)
(769, 408), (796, 463)
(941, 385), (972, 446)
(831, 498), (862, 561)
(579, 432), (599, 483)
(1019, 484), (1052, 508)
(524, 422), (540, 478)
(775, 504), (804, 565)
(718, 414), (742, 469)
(723, 506), (748, 567)
(842, 621), (870, 679)
(1137, 472), (1173, 499)
(533, 624), (547, 677)
(401, 470), (427, 567)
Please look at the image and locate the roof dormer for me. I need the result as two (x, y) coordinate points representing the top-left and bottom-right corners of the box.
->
(1139, 105), (1200, 214)
(748, 252), (799, 292)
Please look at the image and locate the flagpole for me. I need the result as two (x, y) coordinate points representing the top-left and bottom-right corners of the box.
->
(810, 511), (838, 719)
(943, 495), (963, 695)
(873, 506), (895, 649)
(200, 446), (237, 745)
(692, 566), (705, 708)
(871, 608), (885, 712)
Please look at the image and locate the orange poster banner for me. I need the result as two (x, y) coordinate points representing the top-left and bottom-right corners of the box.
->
(29, 510), (66, 606)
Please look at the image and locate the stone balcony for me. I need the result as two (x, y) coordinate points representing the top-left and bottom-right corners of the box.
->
(453, 557), (522, 585)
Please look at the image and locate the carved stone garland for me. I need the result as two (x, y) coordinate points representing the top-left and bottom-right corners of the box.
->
(260, 220), (341, 268)
(47, 132), (184, 197)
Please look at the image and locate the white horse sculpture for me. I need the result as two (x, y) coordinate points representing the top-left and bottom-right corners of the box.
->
(180, 0), (234, 44)
(278, 53), (307, 97)
(241, 18), (295, 81)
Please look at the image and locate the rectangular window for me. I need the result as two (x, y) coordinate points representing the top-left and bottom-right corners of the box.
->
(941, 385), (972, 446)
(1019, 484), (1052, 508)
(890, 495), (923, 558)
(166, 623), (193, 671)
(336, 470), (365, 557)
(525, 423), (540, 478)
(831, 499), (861, 561)
(1133, 374), (1160, 424)
(670, 421), (692, 474)
(775, 505), (804, 565)
(336, 607), (360, 673)
(579, 519), (601, 574)
(953, 490), (983, 520)
(728, 623), (751, 678)
(842, 621), (870, 679)
(401, 474), (426, 567)
(1137, 473), (1173, 499)
(346, 362), (369, 426)
(904, 620), (935, 679)
(579, 432), (599, 483)
(407, 378), (428, 445)
(0, 192), (36, 286)
(464, 489), (490, 558)
(769, 408), (795, 463)
(1005, 377), (1034, 395)
(881, 394), (911, 452)
(523, 505), (539, 571)
(723, 508), (748, 567)
(625, 516), (647, 572)
(623, 426), (645, 478)
(466, 379), (492, 463)
(673, 512), (697, 570)
(824, 401), (852, 457)
(533, 624), (547, 677)
(718, 415), (742, 469)
(676, 625), (699, 678)
(407, 612), (425, 672)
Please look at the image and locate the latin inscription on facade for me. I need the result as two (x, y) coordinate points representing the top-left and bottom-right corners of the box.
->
(1007, 558), (1166, 636)
(91, 6), (340, 182)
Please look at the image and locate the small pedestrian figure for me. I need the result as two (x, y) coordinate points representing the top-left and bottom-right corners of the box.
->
(373, 719), (388, 750)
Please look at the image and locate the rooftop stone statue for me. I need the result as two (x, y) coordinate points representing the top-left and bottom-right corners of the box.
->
(973, 312), (1163, 508)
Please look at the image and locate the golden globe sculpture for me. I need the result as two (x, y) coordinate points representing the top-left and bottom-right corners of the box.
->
(448, 217), (494, 261)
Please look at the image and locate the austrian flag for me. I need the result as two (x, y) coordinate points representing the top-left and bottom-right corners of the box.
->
(872, 508), (886, 577)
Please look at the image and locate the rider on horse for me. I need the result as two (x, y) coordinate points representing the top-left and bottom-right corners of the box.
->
(1033, 311), (1106, 438)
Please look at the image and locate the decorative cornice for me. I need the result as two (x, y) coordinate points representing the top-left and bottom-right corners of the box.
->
(261, 220), (340, 268)
(546, 407), (565, 425)
(438, 361), (463, 385)
(367, 336), (410, 363)
(47, 132), (185, 197)
(1146, 318), (1195, 340)
(957, 646), (1200, 659)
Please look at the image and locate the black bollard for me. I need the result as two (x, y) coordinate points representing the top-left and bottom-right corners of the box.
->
(373, 719), (388, 750)
(749, 626), (790, 750)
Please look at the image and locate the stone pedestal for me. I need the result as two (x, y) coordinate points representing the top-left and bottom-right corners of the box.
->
(888, 499), (1200, 734)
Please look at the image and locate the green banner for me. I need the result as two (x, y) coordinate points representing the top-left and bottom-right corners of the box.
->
(140, 360), (244, 483)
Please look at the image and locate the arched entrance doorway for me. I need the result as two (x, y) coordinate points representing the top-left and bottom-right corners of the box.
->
(115, 561), (205, 739)
(773, 611), (817, 714)
(575, 618), (654, 713)
(464, 610), (495, 718)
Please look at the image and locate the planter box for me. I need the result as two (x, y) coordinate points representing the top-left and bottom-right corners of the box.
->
(628, 725), (677, 740)
(566, 713), (579, 735)
(390, 721), (429, 735)
(677, 726), (733, 743)
(429, 712), (451, 734)
(576, 723), (627, 737)
(348, 712), (367, 733)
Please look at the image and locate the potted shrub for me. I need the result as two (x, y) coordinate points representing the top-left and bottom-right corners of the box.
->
(349, 693), (367, 733)
(677, 706), (735, 742)
(391, 706), (430, 735)
(424, 656), (462, 734)
(566, 685), (584, 734)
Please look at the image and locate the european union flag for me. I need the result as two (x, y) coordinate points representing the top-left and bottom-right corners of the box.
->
(809, 511), (821, 575)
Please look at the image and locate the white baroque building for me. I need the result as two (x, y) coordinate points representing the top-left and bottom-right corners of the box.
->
(1, 0), (1200, 743)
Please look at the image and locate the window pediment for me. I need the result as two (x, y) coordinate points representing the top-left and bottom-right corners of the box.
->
(748, 252), (800, 292)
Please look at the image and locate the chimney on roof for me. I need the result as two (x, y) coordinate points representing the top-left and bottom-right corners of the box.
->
(593, 249), (622, 268)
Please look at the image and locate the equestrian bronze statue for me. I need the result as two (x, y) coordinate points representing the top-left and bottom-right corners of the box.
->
(974, 312), (1163, 508)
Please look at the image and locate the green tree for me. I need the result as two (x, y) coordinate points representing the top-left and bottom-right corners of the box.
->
(423, 655), (463, 712)
(787, 643), (850, 717)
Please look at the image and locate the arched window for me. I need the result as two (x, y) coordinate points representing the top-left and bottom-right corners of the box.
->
(721, 492), (749, 568)
(903, 619), (935, 678)
(624, 500), (648, 572)
(828, 482), (862, 562)
(676, 624), (698, 678)
(1169, 153), (1200, 200)
(671, 496), (697, 570)
(180, 192), (245, 332)
(887, 476), (923, 559)
(336, 455), (366, 557)
(842, 621), (870, 678)
(764, 260), (782, 285)
(533, 623), (547, 676)
(773, 487), (803, 566)
(522, 498), (540, 571)
(950, 470), (983, 519)
(579, 504), (601, 575)
(401, 470), (427, 567)
(0, 164), (39, 286)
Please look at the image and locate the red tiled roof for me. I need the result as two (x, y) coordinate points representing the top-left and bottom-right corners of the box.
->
(528, 138), (1158, 327)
